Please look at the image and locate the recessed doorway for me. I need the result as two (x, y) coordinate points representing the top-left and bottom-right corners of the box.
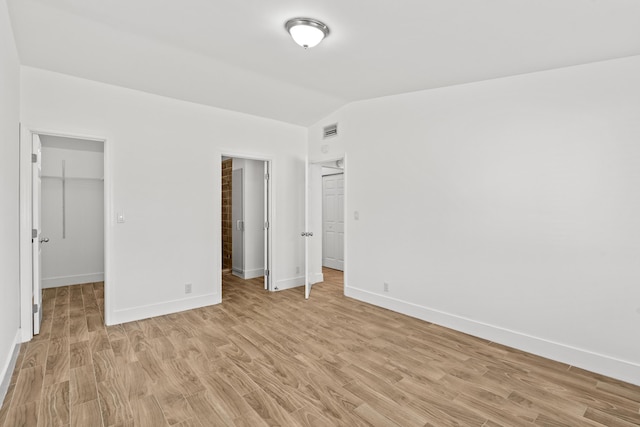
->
(20, 127), (110, 340)
(220, 155), (272, 293)
(305, 157), (346, 299)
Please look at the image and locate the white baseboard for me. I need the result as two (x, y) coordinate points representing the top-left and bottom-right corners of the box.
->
(274, 272), (325, 292)
(345, 286), (640, 387)
(42, 272), (105, 288)
(108, 293), (221, 325)
(274, 276), (304, 291)
(0, 329), (22, 406)
(243, 268), (264, 280)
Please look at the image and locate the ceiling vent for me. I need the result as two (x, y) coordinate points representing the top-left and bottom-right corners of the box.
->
(323, 123), (338, 139)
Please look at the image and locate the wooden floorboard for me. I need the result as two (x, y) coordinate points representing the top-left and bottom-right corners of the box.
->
(1, 268), (639, 426)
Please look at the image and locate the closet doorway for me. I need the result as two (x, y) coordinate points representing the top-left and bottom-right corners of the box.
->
(221, 155), (272, 291)
(40, 136), (105, 289)
(20, 128), (109, 340)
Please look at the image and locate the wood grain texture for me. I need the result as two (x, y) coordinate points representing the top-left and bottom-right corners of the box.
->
(2, 273), (640, 427)
(37, 381), (69, 427)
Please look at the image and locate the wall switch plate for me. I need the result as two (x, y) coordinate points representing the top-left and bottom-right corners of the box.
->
(354, 211), (360, 220)
(383, 282), (389, 292)
(185, 283), (192, 294)
(116, 212), (125, 223)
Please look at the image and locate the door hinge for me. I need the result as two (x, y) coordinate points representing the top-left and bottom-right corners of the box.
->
(264, 173), (269, 181)
(32, 229), (37, 239)
(31, 153), (37, 163)
(264, 221), (269, 229)
(33, 303), (39, 314)
(265, 269), (270, 277)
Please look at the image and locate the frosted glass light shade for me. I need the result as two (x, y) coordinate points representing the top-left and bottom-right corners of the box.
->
(285, 18), (330, 49)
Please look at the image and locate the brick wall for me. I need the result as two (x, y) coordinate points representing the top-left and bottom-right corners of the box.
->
(221, 159), (233, 271)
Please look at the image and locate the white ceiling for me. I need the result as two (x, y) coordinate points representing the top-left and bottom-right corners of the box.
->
(8, 0), (640, 126)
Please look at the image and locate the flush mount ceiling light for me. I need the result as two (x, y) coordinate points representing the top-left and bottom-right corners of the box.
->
(285, 17), (330, 49)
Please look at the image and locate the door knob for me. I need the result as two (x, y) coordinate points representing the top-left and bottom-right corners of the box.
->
(40, 237), (50, 243)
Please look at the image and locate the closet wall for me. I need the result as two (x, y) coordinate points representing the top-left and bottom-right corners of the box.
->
(41, 136), (104, 288)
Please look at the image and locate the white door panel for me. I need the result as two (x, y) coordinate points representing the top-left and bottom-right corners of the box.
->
(322, 173), (344, 271)
(32, 134), (43, 335)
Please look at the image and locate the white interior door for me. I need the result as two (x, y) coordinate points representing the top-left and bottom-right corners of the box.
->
(304, 160), (310, 299)
(232, 168), (244, 277)
(263, 161), (270, 290)
(32, 134), (43, 335)
(303, 162), (325, 299)
(322, 173), (345, 271)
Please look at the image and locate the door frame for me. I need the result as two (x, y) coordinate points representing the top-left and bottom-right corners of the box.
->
(305, 154), (348, 297)
(19, 125), (112, 342)
(219, 152), (274, 292)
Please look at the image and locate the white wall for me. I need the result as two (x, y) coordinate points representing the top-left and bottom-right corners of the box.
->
(40, 143), (104, 287)
(0, 0), (22, 400)
(21, 66), (307, 324)
(309, 56), (640, 385)
(232, 158), (265, 279)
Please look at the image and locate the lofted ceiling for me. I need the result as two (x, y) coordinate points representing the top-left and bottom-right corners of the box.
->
(7, 0), (640, 126)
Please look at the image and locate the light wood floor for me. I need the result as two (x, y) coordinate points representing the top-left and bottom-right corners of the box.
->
(1, 269), (639, 426)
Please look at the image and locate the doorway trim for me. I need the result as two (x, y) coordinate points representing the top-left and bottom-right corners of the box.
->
(307, 154), (348, 294)
(19, 125), (112, 342)
(219, 151), (274, 293)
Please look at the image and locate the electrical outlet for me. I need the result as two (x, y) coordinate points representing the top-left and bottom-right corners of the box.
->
(296, 266), (300, 274)
(383, 282), (389, 292)
(185, 283), (192, 294)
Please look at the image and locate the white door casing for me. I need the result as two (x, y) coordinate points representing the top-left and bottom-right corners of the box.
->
(263, 161), (270, 290)
(20, 127), (110, 338)
(322, 173), (345, 271)
(220, 153), (273, 294)
(32, 134), (43, 335)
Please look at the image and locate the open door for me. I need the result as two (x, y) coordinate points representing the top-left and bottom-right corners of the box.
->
(264, 161), (270, 290)
(303, 159), (310, 298)
(303, 161), (324, 299)
(32, 134), (44, 335)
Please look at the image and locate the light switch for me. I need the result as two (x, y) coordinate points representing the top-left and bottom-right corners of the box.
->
(116, 212), (125, 223)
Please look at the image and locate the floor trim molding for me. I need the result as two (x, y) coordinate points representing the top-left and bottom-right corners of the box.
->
(0, 330), (22, 406)
(109, 293), (220, 325)
(42, 272), (105, 288)
(345, 285), (640, 386)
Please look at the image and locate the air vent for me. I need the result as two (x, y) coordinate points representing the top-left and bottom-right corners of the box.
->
(323, 123), (338, 139)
